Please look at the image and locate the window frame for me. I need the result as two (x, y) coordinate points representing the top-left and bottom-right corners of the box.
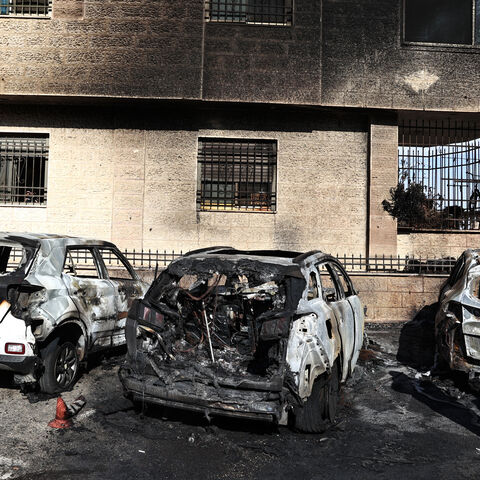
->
(402, 0), (480, 48)
(96, 247), (138, 282)
(316, 261), (343, 303)
(197, 137), (278, 214)
(205, 0), (293, 26)
(0, 133), (49, 207)
(63, 247), (104, 280)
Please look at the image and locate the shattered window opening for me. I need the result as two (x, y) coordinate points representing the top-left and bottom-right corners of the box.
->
(0, 246), (29, 274)
(97, 248), (136, 281)
(63, 248), (100, 279)
(205, 0), (292, 25)
(0, 0), (52, 17)
(404, 0), (480, 46)
(398, 118), (480, 231)
(317, 263), (339, 302)
(197, 138), (277, 212)
(330, 263), (354, 298)
(0, 134), (48, 205)
(307, 272), (319, 300)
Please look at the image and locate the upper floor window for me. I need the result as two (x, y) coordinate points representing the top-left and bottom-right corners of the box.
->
(0, 134), (48, 205)
(205, 0), (292, 25)
(404, 0), (479, 45)
(0, 0), (52, 17)
(197, 138), (277, 212)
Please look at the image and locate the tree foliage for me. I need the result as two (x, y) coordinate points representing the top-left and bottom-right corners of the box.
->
(382, 183), (434, 227)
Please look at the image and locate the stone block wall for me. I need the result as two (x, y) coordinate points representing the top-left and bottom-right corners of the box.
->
(0, 104), (369, 255)
(0, 0), (204, 98)
(352, 273), (445, 323)
(397, 232), (480, 259)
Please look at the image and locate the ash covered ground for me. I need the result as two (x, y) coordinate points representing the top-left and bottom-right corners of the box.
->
(1, 323), (480, 480)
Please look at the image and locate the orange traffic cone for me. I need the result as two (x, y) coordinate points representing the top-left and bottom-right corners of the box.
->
(48, 397), (73, 429)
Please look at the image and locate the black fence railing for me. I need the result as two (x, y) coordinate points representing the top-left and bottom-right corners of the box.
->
(120, 251), (456, 275)
(5, 248), (457, 275)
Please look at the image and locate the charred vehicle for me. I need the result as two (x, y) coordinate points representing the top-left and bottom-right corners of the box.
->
(0, 233), (148, 393)
(119, 248), (364, 432)
(436, 249), (480, 387)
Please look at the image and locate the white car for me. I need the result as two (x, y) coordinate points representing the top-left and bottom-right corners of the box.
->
(120, 248), (364, 432)
(0, 233), (148, 393)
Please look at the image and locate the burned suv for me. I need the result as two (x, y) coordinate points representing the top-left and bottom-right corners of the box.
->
(436, 249), (480, 387)
(0, 233), (148, 393)
(120, 248), (364, 432)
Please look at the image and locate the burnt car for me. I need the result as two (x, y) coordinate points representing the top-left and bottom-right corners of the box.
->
(119, 248), (364, 432)
(0, 233), (148, 393)
(436, 249), (480, 386)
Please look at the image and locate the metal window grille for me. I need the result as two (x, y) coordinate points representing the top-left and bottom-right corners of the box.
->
(0, 134), (48, 205)
(398, 119), (480, 230)
(197, 138), (277, 212)
(0, 0), (51, 17)
(205, 0), (292, 25)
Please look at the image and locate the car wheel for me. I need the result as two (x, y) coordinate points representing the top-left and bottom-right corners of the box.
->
(293, 361), (340, 433)
(39, 338), (79, 394)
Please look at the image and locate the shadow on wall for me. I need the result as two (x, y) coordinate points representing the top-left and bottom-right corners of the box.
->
(396, 303), (438, 370)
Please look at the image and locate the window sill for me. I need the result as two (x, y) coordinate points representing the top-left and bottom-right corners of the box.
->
(402, 41), (480, 53)
(398, 227), (480, 234)
(198, 208), (276, 214)
(205, 19), (291, 27)
(0, 15), (50, 19)
(0, 203), (47, 208)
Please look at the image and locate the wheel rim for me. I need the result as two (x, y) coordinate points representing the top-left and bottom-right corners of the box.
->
(54, 343), (78, 388)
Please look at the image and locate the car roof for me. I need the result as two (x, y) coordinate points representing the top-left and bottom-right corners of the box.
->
(183, 247), (334, 267)
(0, 232), (117, 250)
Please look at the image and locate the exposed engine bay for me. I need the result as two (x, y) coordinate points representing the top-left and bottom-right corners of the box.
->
(133, 257), (306, 382)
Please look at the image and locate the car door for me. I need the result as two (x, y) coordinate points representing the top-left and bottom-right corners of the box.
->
(62, 247), (117, 350)
(316, 261), (356, 381)
(95, 247), (147, 347)
(304, 269), (338, 364)
(329, 261), (364, 373)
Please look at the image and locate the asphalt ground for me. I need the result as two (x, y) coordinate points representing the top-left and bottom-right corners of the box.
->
(0, 321), (480, 480)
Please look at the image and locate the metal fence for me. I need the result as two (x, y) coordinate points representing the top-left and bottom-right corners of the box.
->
(120, 250), (456, 275)
(399, 118), (480, 231)
(5, 247), (457, 275)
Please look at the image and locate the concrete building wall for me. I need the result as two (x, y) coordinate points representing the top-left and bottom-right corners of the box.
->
(203, 0), (322, 104)
(0, 104), (369, 255)
(1, 0), (479, 113)
(0, 0), (204, 99)
(322, 0), (480, 113)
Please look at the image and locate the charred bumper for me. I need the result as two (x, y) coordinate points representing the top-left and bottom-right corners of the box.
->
(119, 363), (285, 422)
(0, 354), (38, 375)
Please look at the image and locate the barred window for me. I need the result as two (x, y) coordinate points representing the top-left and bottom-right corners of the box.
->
(398, 119), (480, 231)
(0, 134), (48, 205)
(197, 138), (277, 212)
(404, 0), (480, 45)
(0, 0), (51, 17)
(205, 0), (292, 25)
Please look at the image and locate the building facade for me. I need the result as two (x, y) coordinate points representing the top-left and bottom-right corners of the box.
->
(0, 0), (479, 258)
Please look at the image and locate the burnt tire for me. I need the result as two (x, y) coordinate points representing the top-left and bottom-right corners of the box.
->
(38, 338), (79, 394)
(293, 362), (340, 433)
